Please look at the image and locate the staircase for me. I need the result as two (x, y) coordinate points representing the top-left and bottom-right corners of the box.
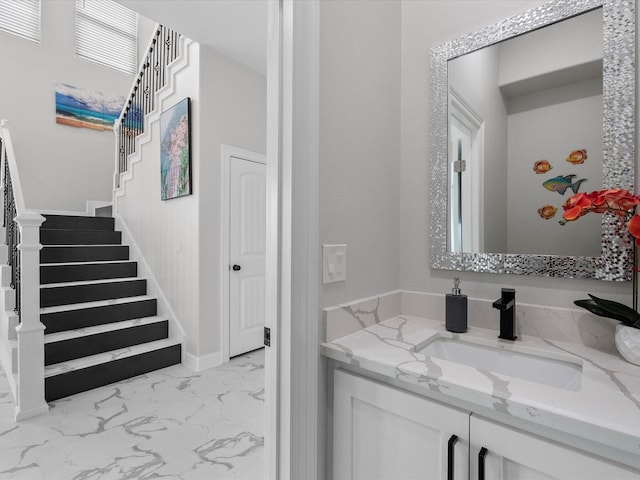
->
(39, 214), (181, 401)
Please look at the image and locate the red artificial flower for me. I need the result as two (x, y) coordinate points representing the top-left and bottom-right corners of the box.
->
(628, 214), (640, 246)
(562, 189), (640, 244)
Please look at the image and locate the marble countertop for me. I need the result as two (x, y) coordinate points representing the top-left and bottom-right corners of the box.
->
(322, 315), (640, 460)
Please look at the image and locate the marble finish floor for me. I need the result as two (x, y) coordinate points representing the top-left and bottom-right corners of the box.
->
(0, 349), (265, 479)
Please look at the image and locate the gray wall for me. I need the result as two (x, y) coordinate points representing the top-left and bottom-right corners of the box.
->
(319, 0), (630, 316)
(319, 0), (401, 309)
(506, 92), (602, 256)
(0, 0), (140, 212)
(198, 45), (267, 357)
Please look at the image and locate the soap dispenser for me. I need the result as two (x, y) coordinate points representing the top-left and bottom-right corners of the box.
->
(446, 277), (468, 333)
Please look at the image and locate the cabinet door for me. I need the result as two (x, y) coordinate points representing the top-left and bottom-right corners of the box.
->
(333, 370), (469, 480)
(470, 415), (640, 480)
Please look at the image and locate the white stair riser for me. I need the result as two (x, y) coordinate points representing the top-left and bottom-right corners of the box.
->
(1, 264), (11, 287)
(1, 286), (15, 312)
(11, 340), (17, 374)
(7, 312), (18, 341)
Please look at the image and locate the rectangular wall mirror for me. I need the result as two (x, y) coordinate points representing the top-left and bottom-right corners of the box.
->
(430, 0), (635, 280)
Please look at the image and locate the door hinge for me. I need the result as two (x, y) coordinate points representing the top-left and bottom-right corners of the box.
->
(264, 326), (271, 347)
(453, 159), (466, 173)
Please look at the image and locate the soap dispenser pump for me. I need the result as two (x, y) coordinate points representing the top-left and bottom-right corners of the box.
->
(446, 277), (468, 333)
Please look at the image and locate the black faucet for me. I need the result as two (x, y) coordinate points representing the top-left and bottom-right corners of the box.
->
(492, 288), (517, 341)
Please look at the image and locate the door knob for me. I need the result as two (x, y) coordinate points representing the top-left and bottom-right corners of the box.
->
(232, 264), (241, 271)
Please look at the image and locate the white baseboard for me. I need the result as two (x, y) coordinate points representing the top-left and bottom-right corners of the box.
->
(183, 351), (223, 372)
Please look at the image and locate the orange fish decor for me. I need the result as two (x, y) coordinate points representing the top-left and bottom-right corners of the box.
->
(537, 205), (557, 219)
(533, 160), (553, 174)
(566, 149), (587, 165)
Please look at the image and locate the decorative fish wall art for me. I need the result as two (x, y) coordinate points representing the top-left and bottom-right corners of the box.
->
(543, 174), (586, 195)
(537, 205), (557, 219)
(533, 149), (588, 220)
(566, 149), (587, 165)
(533, 160), (553, 174)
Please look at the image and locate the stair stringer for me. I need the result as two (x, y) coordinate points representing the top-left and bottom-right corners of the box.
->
(111, 36), (194, 368)
(113, 215), (186, 348)
(113, 36), (194, 202)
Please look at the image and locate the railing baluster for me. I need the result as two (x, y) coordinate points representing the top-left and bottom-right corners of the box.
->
(1, 141), (19, 317)
(114, 26), (182, 182)
(160, 28), (165, 89)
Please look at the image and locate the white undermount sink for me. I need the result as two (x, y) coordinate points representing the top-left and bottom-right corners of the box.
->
(416, 336), (582, 391)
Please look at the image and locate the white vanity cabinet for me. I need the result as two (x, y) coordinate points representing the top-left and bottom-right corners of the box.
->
(333, 369), (469, 480)
(468, 416), (639, 480)
(333, 370), (640, 480)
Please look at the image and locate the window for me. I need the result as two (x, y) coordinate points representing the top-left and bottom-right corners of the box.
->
(0, 0), (40, 43)
(75, 0), (137, 74)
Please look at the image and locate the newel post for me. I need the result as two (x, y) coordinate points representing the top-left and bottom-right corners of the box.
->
(14, 211), (47, 421)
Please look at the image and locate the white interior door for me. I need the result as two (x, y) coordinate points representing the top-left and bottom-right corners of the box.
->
(230, 155), (267, 357)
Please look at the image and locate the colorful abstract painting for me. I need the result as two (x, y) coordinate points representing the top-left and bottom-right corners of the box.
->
(55, 83), (124, 131)
(160, 98), (191, 200)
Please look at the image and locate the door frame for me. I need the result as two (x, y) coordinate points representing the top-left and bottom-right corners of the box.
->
(266, 0), (320, 478)
(220, 145), (267, 363)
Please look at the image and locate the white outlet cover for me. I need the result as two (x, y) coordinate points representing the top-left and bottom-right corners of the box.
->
(323, 244), (347, 284)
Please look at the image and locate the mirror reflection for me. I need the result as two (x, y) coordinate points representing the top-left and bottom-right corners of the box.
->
(448, 8), (603, 257)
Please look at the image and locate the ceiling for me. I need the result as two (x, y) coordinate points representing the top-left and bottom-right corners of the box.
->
(115, 0), (268, 75)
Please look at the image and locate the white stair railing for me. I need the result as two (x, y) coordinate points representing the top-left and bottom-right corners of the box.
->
(113, 24), (182, 189)
(0, 120), (48, 421)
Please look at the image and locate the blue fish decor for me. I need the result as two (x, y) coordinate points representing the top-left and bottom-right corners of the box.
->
(542, 174), (586, 195)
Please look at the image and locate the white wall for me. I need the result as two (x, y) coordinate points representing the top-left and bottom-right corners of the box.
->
(116, 40), (266, 359)
(0, 1), (137, 212)
(197, 46), (267, 357)
(400, 0), (631, 308)
(319, 0), (401, 309)
(137, 16), (157, 68)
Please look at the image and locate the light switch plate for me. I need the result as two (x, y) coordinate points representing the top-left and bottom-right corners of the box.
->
(323, 244), (347, 284)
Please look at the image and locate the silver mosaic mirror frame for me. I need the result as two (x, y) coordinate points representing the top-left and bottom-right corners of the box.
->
(430, 0), (635, 280)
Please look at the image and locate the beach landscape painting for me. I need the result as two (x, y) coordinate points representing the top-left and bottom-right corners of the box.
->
(160, 97), (191, 200)
(55, 83), (124, 131)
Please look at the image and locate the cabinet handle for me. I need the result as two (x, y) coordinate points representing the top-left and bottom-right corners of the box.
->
(478, 447), (488, 480)
(447, 435), (458, 480)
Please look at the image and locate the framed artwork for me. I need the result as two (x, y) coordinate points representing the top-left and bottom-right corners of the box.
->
(160, 97), (192, 200)
(55, 83), (124, 131)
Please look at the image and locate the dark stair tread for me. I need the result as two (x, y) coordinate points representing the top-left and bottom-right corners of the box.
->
(44, 342), (181, 402)
(44, 319), (169, 366)
(41, 261), (137, 284)
(42, 215), (115, 231)
(40, 278), (147, 307)
(41, 246), (129, 263)
(35, 214), (181, 403)
(41, 296), (157, 334)
(40, 229), (122, 245)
